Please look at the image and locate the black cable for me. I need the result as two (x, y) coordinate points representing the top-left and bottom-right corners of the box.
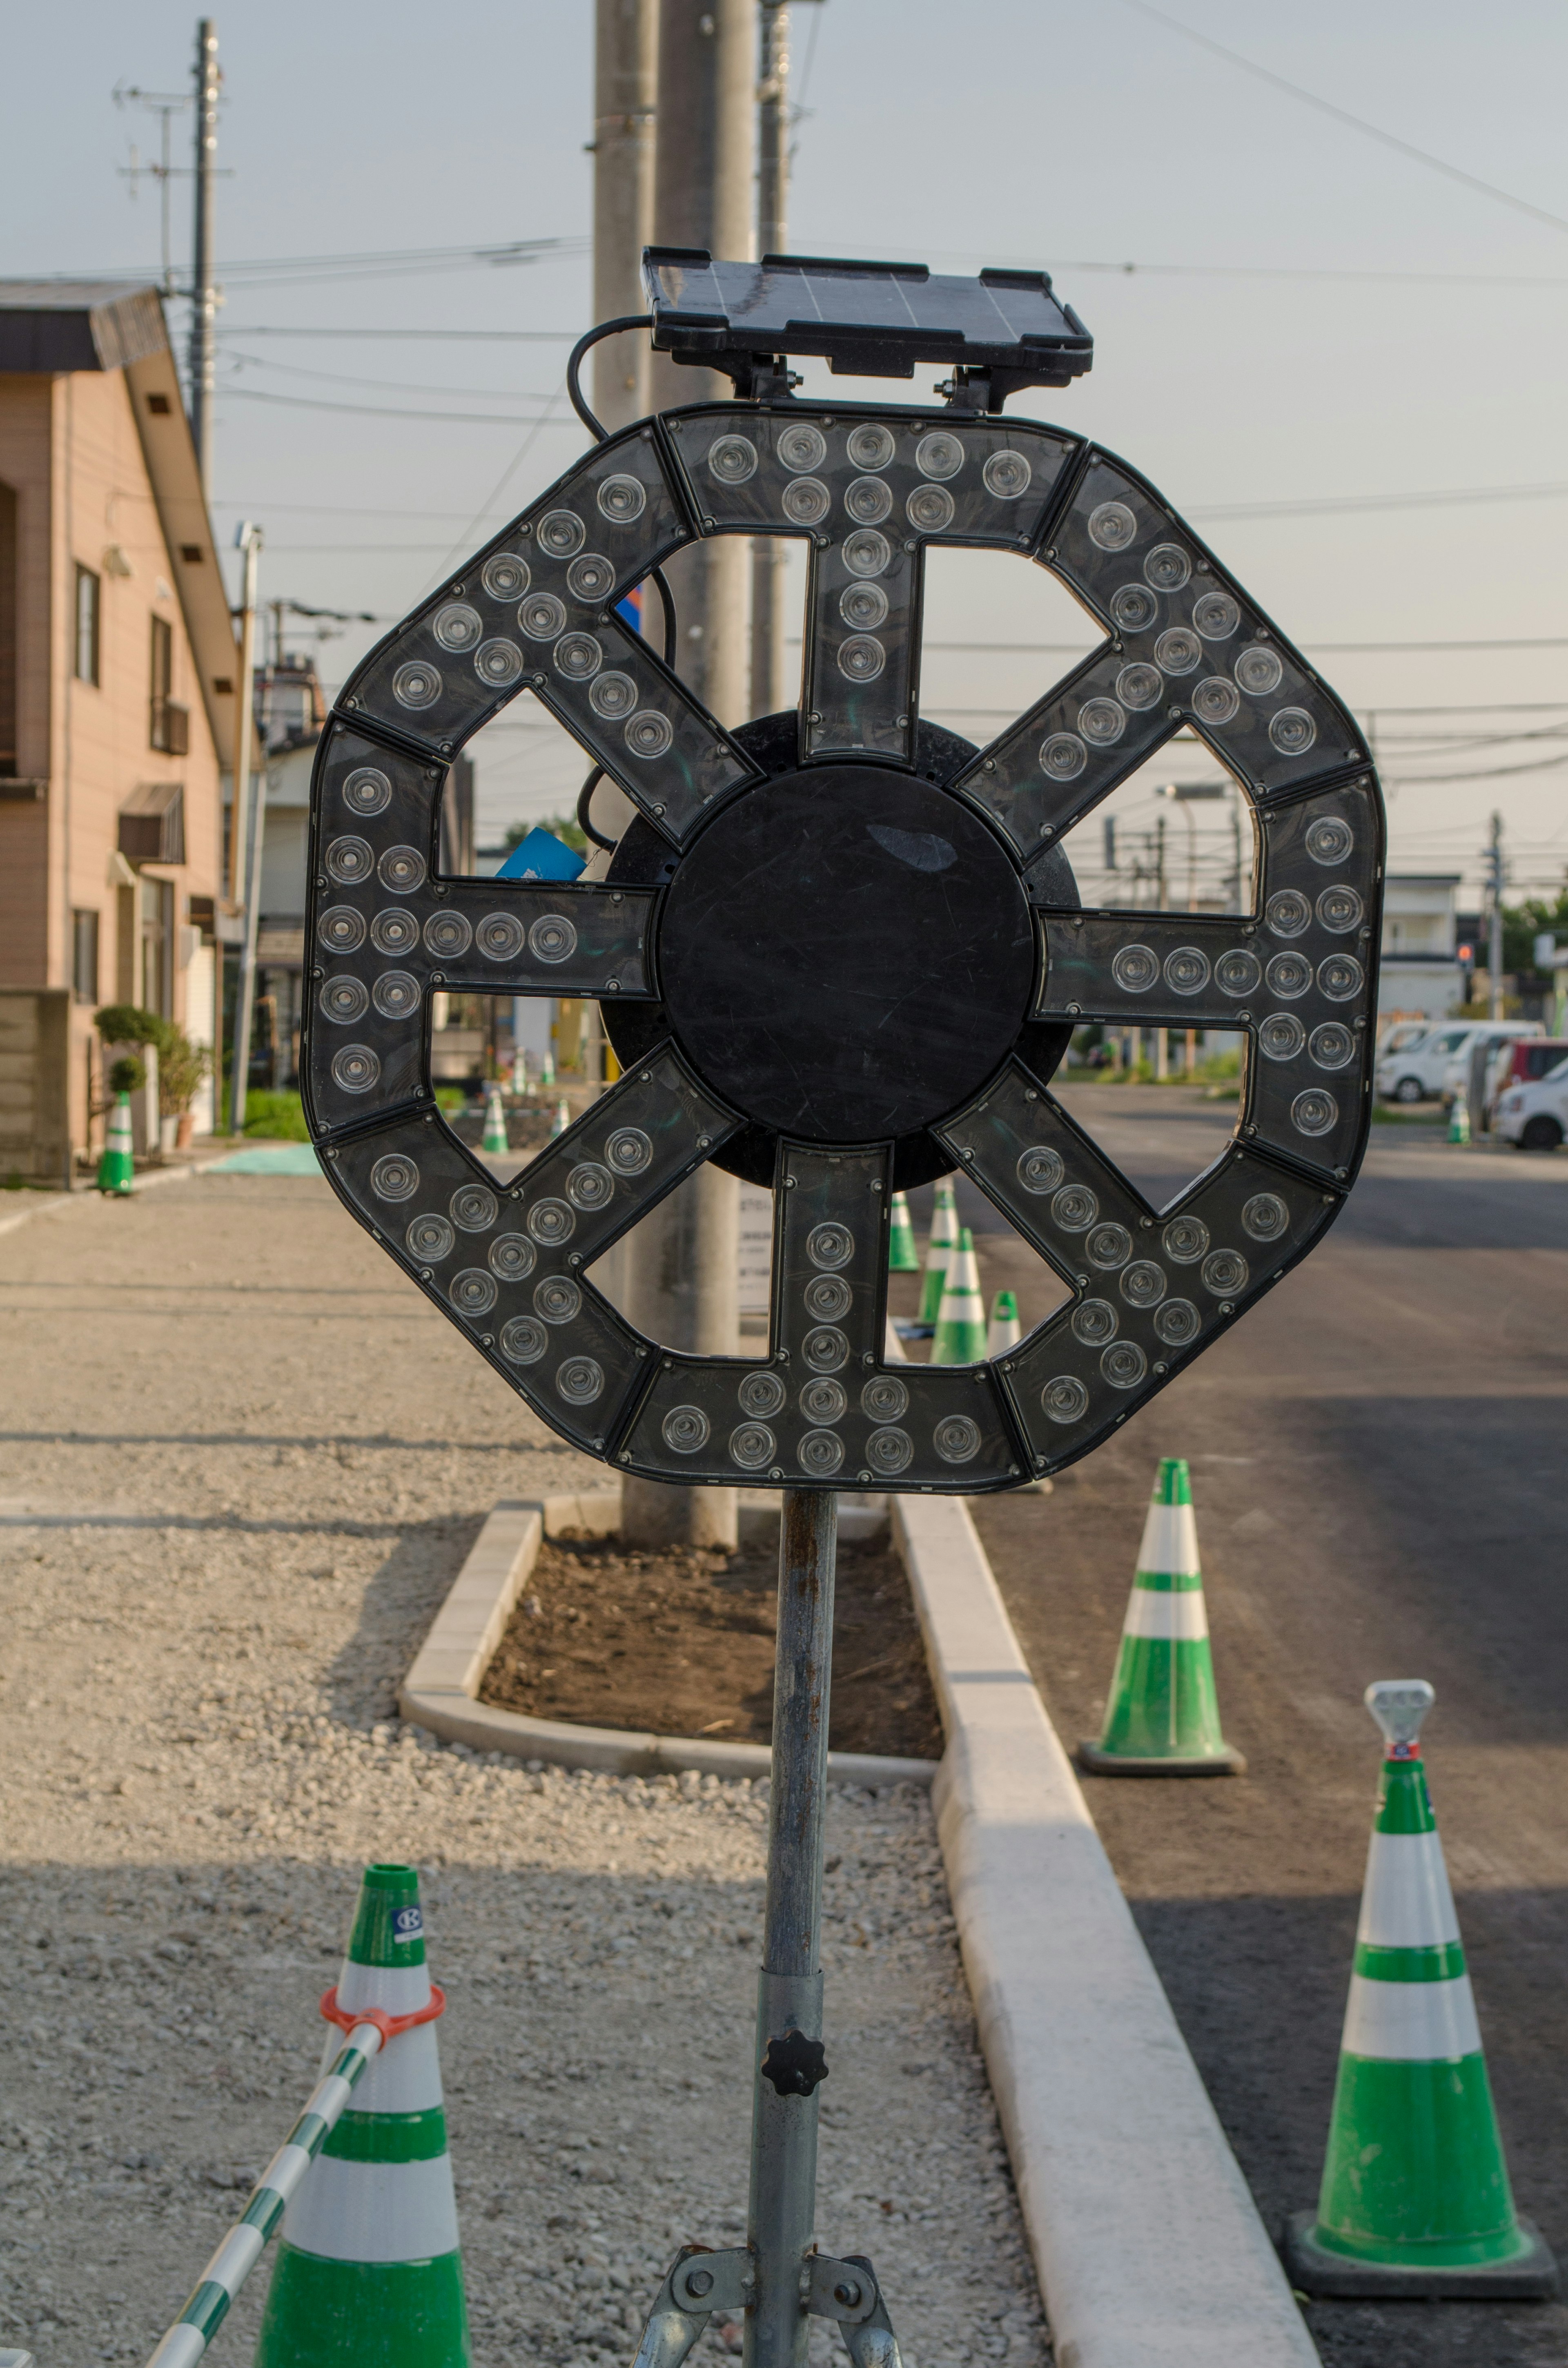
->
(566, 312), (650, 445)
(576, 768), (617, 852)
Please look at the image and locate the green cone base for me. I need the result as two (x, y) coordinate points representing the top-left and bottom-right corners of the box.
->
(1077, 1738), (1245, 1776)
(256, 2244), (470, 2368)
(1312, 2049), (1532, 2258)
(1087, 1632), (1241, 1772)
(1281, 2212), (1558, 2300)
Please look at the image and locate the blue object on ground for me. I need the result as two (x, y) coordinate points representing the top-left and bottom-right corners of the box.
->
(494, 828), (585, 883)
(207, 1144), (323, 1175)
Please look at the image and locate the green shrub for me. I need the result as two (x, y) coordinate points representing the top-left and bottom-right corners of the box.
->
(242, 1090), (310, 1141)
(157, 1026), (212, 1116)
(108, 1054), (145, 1096)
(96, 1003), (171, 1055)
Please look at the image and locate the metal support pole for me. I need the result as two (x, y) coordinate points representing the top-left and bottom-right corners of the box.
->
(746, 1489), (836, 2368)
(750, 1), (792, 718)
(1487, 809), (1505, 1021)
(227, 524), (262, 1138)
(189, 20), (219, 492)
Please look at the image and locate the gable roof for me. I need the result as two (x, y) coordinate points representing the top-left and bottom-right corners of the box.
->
(0, 281), (168, 373)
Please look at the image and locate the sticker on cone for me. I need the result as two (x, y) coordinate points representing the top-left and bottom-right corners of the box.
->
(1078, 1457), (1244, 1776)
(917, 1178), (958, 1327)
(931, 1228), (987, 1365)
(255, 1864), (471, 2368)
(888, 1191), (919, 1273)
(98, 1092), (135, 1196)
(986, 1288), (1020, 1358)
(1283, 1682), (1557, 2298)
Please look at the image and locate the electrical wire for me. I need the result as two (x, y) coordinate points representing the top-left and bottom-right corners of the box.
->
(221, 325), (580, 341)
(222, 349), (561, 401)
(222, 386), (568, 426)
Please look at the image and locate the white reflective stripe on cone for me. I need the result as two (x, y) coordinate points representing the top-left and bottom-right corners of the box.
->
(1357, 1828), (1463, 1951)
(1341, 1970), (1482, 2062)
(347, 2020), (444, 2116)
(1121, 1588), (1209, 1642)
(283, 2152), (460, 2264)
(1135, 1501), (1200, 1580)
(336, 1961), (431, 2016)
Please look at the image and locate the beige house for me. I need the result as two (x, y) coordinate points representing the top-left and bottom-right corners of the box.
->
(0, 281), (237, 1173)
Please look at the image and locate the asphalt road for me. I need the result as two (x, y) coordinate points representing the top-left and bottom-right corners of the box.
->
(898, 1090), (1568, 2368)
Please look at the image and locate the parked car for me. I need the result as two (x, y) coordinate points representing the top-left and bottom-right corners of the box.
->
(1495, 1058), (1568, 1151)
(1375, 1024), (1488, 1104)
(1438, 1022), (1544, 1108)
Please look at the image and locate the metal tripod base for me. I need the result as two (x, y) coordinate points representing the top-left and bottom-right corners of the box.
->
(630, 2246), (902, 2368)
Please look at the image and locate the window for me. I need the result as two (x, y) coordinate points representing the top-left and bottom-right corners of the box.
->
(149, 614), (188, 753)
(71, 909), (99, 1005)
(74, 564), (100, 686)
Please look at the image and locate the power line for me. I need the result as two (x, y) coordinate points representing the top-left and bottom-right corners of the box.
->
(1195, 482), (1568, 522)
(1114, 0), (1568, 238)
(221, 324), (580, 341)
(223, 348), (560, 400)
(222, 386), (572, 426)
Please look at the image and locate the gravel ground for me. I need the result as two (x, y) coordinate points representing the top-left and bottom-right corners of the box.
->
(0, 1173), (1047, 2368)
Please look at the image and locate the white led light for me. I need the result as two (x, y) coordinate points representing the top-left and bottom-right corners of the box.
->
(343, 767), (392, 816)
(799, 1428), (845, 1476)
(837, 635), (886, 682)
(597, 473), (646, 522)
(625, 710), (674, 758)
(808, 1222), (854, 1269)
(588, 670), (638, 720)
(488, 1233), (536, 1280)
(407, 1213), (454, 1261)
(370, 908), (419, 956)
(1241, 1192), (1288, 1242)
(1111, 944), (1159, 993)
(1154, 1298), (1200, 1347)
(566, 1161), (613, 1211)
(1258, 1011), (1305, 1062)
(1109, 584), (1158, 635)
(1072, 1298), (1118, 1346)
(378, 845), (426, 895)
(1088, 500), (1137, 551)
(866, 1426), (913, 1474)
(1201, 1248), (1248, 1295)
(1113, 660), (1164, 718)
(319, 905), (366, 952)
(1143, 544), (1190, 593)
(803, 1326), (850, 1372)
(804, 1274), (852, 1321)
(1154, 626), (1201, 676)
(1192, 590), (1241, 640)
(477, 912), (526, 961)
(520, 592), (568, 641)
(526, 1197), (575, 1245)
(566, 553), (616, 604)
(535, 1274), (582, 1324)
(372, 970), (421, 1021)
(1270, 707), (1317, 755)
(392, 661), (441, 710)
(1038, 732), (1087, 781)
(538, 510), (585, 559)
(739, 1370), (786, 1419)
(1051, 1183), (1098, 1232)
(1215, 947), (1261, 996)
(707, 435), (759, 485)
(861, 1374), (909, 1421)
(321, 976), (368, 1024)
(1291, 1087), (1339, 1137)
(451, 1269), (498, 1318)
(1164, 946), (1210, 996)
(778, 422), (828, 474)
(1265, 951), (1313, 999)
(933, 1414), (981, 1465)
(1310, 1021), (1356, 1070)
(905, 484), (955, 533)
(840, 582), (889, 631)
(846, 422), (895, 471)
(982, 448), (1032, 499)
(1317, 953), (1363, 1002)
(1087, 1221), (1131, 1270)
(782, 478), (831, 527)
(1042, 1374), (1091, 1423)
(663, 1406), (711, 1454)
(1234, 644), (1283, 697)
(1100, 1341), (1147, 1389)
(801, 1376), (847, 1423)
(1316, 885), (1363, 934)
(1192, 677), (1241, 726)
(433, 602), (482, 652)
(1017, 1145), (1065, 1194)
(1078, 697), (1126, 747)
(1265, 890), (1312, 938)
(330, 1044), (379, 1094)
(605, 1126), (653, 1175)
(451, 1183), (499, 1232)
(1120, 1260), (1166, 1309)
(325, 836), (374, 885)
(499, 1314), (548, 1364)
(556, 1357), (604, 1406)
(730, 1422), (776, 1470)
(370, 1153), (419, 1203)
(554, 632), (602, 682)
(915, 431), (964, 481)
(1305, 815), (1354, 865)
(481, 552), (530, 600)
(843, 529), (892, 578)
(423, 910), (472, 959)
(1162, 1215), (1209, 1264)
(529, 914), (578, 964)
(475, 639), (523, 687)
(844, 475), (893, 526)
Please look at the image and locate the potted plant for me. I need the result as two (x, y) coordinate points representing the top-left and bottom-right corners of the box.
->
(156, 1027), (212, 1148)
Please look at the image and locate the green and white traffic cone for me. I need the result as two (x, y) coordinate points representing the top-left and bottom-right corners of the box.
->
(917, 1178), (959, 1327)
(1078, 1458), (1244, 1775)
(540, 1051), (556, 1089)
(96, 1093), (135, 1196)
(1448, 1097), (1470, 1145)
(1283, 1683), (1557, 2298)
(986, 1288), (1020, 1358)
(254, 1864), (470, 2368)
(931, 1227), (987, 1365)
(481, 1085), (508, 1157)
(889, 1190), (919, 1273)
(548, 1097), (570, 1140)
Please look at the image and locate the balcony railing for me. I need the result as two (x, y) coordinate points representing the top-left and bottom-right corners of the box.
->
(150, 696), (189, 756)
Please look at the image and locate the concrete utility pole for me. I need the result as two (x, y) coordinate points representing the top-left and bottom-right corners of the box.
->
(1487, 809), (1506, 1021)
(228, 522), (263, 1137)
(621, 0), (757, 1550)
(592, 0), (658, 435)
(189, 18), (220, 491)
(750, 0), (792, 716)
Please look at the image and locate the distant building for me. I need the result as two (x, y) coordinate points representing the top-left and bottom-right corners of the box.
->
(1379, 873), (1462, 1025)
(0, 281), (236, 1169)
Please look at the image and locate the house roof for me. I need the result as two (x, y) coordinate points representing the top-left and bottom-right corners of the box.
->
(0, 281), (169, 373)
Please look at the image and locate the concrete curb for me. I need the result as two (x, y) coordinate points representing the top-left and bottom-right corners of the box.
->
(894, 1493), (1319, 2368)
(399, 1489), (937, 1789)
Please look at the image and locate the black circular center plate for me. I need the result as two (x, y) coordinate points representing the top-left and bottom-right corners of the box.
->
(658, 765), (1036, 1143)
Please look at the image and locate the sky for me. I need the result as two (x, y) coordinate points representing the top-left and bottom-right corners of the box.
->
(6, 0), (1566, 902)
